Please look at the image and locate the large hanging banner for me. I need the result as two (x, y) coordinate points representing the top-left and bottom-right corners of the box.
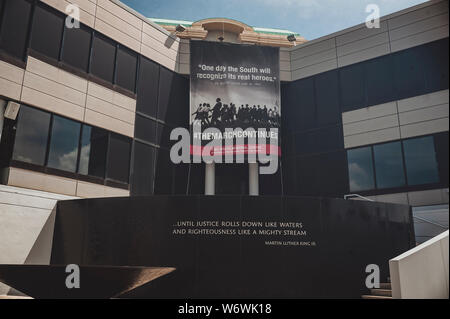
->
(190, 41), (281, 159)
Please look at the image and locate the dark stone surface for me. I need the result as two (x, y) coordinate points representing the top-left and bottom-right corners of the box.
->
(51, 195), (415, 298)
(0, 265), (174, 299)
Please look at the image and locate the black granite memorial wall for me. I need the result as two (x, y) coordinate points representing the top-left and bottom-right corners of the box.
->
(51, 196), (415, 298)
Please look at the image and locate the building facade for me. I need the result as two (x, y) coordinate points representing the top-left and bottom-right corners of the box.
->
(0, 0), (449, 293)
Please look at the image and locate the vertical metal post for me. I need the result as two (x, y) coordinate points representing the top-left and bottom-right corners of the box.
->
(249, 162), (259, 196)
(205, 162), (215, 195)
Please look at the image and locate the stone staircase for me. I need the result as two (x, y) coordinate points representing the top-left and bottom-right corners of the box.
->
(362, 283), (392, 299)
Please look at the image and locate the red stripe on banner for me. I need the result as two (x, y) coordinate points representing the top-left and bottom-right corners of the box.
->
(190, 144), (281, 156)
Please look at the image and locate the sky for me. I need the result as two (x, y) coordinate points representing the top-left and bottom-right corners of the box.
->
(121, 0), (429, 40)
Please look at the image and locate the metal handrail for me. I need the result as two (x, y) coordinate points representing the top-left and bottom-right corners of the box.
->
(344, 194), (375, 202)
(413, 215), (448, 230)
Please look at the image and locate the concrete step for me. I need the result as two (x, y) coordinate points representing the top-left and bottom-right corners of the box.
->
(370, 288), (392, 297)
(362, 294), (393, 300)
(380, 283), (391, 289)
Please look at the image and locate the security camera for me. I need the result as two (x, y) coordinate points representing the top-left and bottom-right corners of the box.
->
(287, 34), (297, 42)
(175, 24), (186, 33)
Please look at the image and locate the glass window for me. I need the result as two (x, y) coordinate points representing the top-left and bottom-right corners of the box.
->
(136, 57), (160, 118)
(340, 63), (366, 112)
(135, 115), (157, 144)
(365, 55), (395, 106)
(78, 125), (108, 178)
(347, 147), (375, 192)
(373, 141), (406, 189)
(393, 46), (428, 100)
(424, 38), (449, 93)
(131, 141), (155, 196)
(0, 0), (32, 59)
(47, 116), (81, 173)
(157, 67), (174, 122)
(61, 24), (92, 72)
(30, 5), (64, 60)
(90, 34), (116, 83)
(403, 136), (439, 186)
(315, 70), (340, 125)
(106, 133), (131, 183)
(115, 46), (137, 92)
(12, 106), (50, 165)
(292, 77), (316, 130)
(156, 122), (172, 148)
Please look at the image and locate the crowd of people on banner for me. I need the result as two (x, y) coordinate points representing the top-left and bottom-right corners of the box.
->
(192, 98), (281, 128)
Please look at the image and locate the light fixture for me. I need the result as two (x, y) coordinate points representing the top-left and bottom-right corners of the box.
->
(4, 101), (20, 120)
(287, 34), (297, 42)
(175, 24), (186, 33)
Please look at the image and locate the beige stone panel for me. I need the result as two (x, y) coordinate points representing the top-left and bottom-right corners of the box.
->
(141, 43), (177, 71)
(7, 168), (44, 192)
(399, 104), (449, 126)
(84, 108), (134, 137)
(76, 181), (106, 198)
(178, 63), (190, 75)
(178, 52), (190, 65)
(400, 117), (449, 139)
(279, 49), (290, 62)
(41, 174), (77, 196)
(336, 21), (389, 46)
(344, 127), (401, 148)
(388, 1), (449, 30)
(291, 59), (337, 81)
(95, 6), (141, 41)
(390, 13), (449, 43)
(104, 186), (130, 197)
(142, 21), (180, 51)
(27, 57), (88, 93)
(337, 32), (389, 57)
(23, 72), (86, 107)
(0, 60), (25, 84)
(97, 0), (143, 29)
(342, 102), (398, 124)
(87, 82), (136, 112)
(290, 38), (336, 61)
(338, 42), (391, 68)
(178, 40), (190, 54)
(280, 71), (291, 82)
(7, 168), (78, 197)
(291, 48), (336, 71)
(390, 24), (449, 52)
(0, 78), (22, 101)
(397, 90), (449, 113)
(141, 32), (179, 62)
(87, 81), (114, 103)
(94, 19), (140, 52)
(67, 0), (97, 16)
(343, 114), (399, 137)
(86, 95), (135, 124)
(21, 87), (84, 121)
(40, 0), (95, 28)
(280, 60), (290, 72)
(112, 91), (136, 112)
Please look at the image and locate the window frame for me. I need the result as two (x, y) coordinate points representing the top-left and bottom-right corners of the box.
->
(28, 2), (65, 63)
(8, 103), (131, 189)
